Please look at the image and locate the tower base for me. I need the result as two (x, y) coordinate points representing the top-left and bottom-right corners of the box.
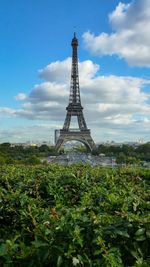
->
(55, 129), (96, 152)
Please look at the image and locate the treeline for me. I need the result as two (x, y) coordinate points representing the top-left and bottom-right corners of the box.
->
(0, 143), (57, 165)
(94, 143), (150, 164)
(1, 142), (150, 165)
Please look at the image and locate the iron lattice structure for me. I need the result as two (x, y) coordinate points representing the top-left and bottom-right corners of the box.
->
(55, 33), (96, 151)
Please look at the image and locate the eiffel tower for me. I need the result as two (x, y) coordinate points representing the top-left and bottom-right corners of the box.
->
(55, 33), (96, 151)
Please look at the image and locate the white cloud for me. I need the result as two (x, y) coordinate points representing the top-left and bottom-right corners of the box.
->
(0, 107), (15, 116)
(83, 0), (150, 67)
(29, 82), (68, 103)
(15, 93), (27, 101)
(1, 58), (150, 142)
(39, 58), (71, 83)
(0, 124), (60, 143)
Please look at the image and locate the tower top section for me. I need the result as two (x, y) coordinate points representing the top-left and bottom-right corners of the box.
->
(71, 32), (78, 46)
(68, 32), (80, 105)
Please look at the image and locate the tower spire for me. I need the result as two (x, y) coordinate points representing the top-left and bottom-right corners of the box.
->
(69, 32), (80, 105)
(55, 33), (96, 152)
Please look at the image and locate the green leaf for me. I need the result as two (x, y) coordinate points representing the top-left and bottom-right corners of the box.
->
(115, 229), (130, 238)
(135, 228), (145, 236)
(0, 244), (7, 256)
(57, 255), (63, 267)
(146, 230), (150, 238)
(72, 257), (80, 266)
(135, 235), (146, 241)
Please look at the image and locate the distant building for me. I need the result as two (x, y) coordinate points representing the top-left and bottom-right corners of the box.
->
(10, 140), (52, 148)
(54, 130), (60, 144)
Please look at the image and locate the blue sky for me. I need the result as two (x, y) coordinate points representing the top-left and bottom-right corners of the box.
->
(0, 0), (150, 144)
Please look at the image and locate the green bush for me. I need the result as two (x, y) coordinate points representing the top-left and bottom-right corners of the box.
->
(0, 165), (150, 266)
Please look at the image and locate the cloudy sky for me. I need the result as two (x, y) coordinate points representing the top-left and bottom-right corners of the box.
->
(0, 0), (150, 144)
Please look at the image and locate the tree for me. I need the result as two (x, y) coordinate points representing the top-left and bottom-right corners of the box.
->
(38, 145), (50, 152)
(116, 152), (126, 164)
(0, 155), (6, 164)
(25, 155), (41, 165)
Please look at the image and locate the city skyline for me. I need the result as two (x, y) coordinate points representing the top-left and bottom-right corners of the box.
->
(0, 0), (150, 144)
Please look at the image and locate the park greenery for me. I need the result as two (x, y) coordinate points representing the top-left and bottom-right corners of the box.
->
(1, 142), (150, 165)
(0, 143), (57, 165)
(96, 143), (150, 165)
(0, 163), (150, 266)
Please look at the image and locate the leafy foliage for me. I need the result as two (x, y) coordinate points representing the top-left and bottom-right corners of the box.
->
(96, 143), (150, 163)
(0, 165), (150, 266)
(0, 143), (57, 165)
